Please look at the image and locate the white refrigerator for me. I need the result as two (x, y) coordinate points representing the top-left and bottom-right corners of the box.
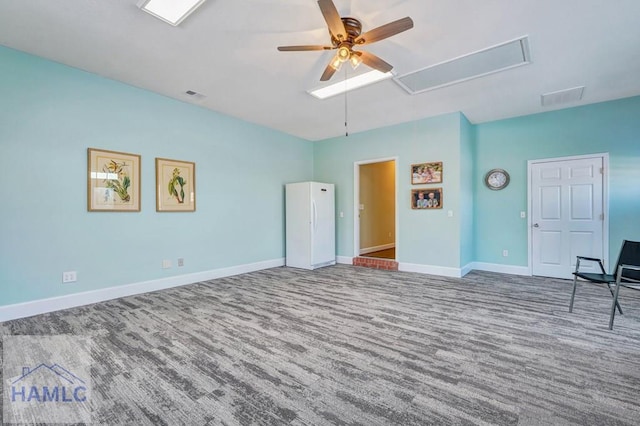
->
(285, 182), (336, 270)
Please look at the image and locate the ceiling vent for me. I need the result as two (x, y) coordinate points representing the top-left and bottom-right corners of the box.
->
(394, 36), (531, 94)
(185, 90), (206, 101)
(541, 86), (585, 107)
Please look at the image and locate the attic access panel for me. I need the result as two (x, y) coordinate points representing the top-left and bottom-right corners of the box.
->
(395, 37), (531, 94)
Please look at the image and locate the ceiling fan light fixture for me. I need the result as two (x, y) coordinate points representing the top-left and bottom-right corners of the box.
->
(349, 52), (363, 69)
(337, 46), (351, 62)
(330, 54), (343, 71)
(277, 0), (414, 81)
(136, 0), (206, 26)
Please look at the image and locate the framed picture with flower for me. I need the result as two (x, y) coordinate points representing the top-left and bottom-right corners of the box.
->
(155, 157), (196, 212)
(87, 148), (141, 212)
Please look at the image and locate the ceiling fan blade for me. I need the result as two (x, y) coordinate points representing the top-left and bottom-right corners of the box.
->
(317, 0), (347, 40)
(358, 51), (393, 73)
(355, 16), (414, 45)
(278, 45), (333, 51)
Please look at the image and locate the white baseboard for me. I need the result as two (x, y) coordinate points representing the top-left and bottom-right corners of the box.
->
(0, 258), (285, 323)
(359, 243), (395, 255)
(399, 262), (464, 278)
(460, 262), (474, 277)
(336, 256), (353, 265)
(398, 262), (529, 278)
(470, 262), (530, 276)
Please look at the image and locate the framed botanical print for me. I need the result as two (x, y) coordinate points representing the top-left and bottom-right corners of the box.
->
(87, 148), (141, 212)
(155, 157), (196, 212)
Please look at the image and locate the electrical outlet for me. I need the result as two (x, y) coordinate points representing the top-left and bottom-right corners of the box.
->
(520, 211), (526, 218)
(447, 210), (454, 217)
(502, 250), (509, 257)
(62, 271), (77, 283)
(340, 211), (344, 218)
(177, 258), (184, 267)
(162, 259), (172, 269)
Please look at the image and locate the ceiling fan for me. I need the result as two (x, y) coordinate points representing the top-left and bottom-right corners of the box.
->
(277, 0), (414, 81)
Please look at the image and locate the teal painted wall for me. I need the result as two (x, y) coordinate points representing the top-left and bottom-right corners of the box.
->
(459, 115), (475, 266)
(314, 113), (466, 268)
(3, 45), (640, 309)
(0, 46), (313, 306)
(314, 96), (640, 272)
(474, 96), (640, 266)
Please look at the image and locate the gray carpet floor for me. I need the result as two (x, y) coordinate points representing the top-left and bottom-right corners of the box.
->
(2, 265), (640, 425)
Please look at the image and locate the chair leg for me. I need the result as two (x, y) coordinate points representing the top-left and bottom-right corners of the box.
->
(569, 275), (578, 313)
(606, 284), (624, 315)
(609, 282), (623, 330)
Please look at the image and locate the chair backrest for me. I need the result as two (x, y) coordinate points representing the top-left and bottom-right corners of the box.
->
(614, 240), (640, 281)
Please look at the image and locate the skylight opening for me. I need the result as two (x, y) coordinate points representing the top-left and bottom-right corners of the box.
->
(137, 0), (206, 26)
(308, 70), (394, 100)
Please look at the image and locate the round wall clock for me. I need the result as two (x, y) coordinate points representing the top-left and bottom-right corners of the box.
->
(485, 168), (510, 190)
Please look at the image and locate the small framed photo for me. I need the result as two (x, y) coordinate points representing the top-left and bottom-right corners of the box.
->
(412, 188), (443, 210)
(411, 161), (443, 185)
(87, 148), (141, 212)
(155, 157), (196, 212)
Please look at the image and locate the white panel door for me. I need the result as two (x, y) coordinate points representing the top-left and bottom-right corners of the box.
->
(531, 157), (604, 279)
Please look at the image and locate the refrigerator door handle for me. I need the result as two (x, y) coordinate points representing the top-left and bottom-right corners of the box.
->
(312, 199), (318, 232)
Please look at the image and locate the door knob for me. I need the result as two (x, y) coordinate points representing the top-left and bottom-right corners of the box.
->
(533, 223), (540, 228)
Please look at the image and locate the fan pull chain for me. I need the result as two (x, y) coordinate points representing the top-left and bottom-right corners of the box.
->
(344, 66), (349, 137)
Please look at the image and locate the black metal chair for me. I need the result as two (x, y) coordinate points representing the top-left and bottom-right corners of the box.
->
(569, 240), (640, 329)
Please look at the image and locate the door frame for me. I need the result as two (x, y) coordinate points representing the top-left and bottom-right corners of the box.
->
(527, 152), (610, 275)
(353, 156), (399, 259)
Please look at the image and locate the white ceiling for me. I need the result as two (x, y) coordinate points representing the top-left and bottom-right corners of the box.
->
(1, 0), (639, 141)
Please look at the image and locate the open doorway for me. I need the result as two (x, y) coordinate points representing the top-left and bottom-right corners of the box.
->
(355, 158), (397, 260)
